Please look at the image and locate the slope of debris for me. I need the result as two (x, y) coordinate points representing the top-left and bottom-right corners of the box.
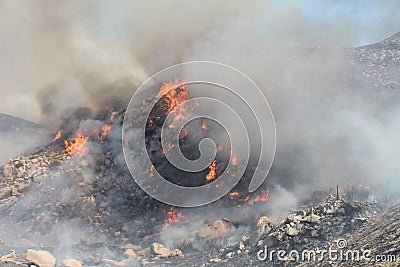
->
(352, 31), (400, 91)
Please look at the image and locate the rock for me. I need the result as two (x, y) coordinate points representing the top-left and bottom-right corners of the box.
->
(150, 242), (183, 258)
(0, 250), (17, 262)
(2, 164), (13, 177)
(16, 166), (26, 177)
(302, 214), (321, 224)
(150, 242), (169, 257)
(62, 258), (82, 267)
(225, 252), (234, 258)
(26, 249), (56, 267)
(286, 214), (303, 223)
(137, 247), (150, 259)
(209, 258), (222, 263)
(124, 249), (137, 260)
(0, 186), (12, 199)
(286, 226), (300, 236)
(197, 218), (233, 239)
(256, 216), (276, 237)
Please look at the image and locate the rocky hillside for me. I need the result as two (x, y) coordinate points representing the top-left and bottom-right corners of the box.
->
(0, 113), (46, 163)
(0, 32), (400, 266)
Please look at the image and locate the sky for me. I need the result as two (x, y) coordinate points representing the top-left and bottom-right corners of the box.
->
(0, 0), (399, 122)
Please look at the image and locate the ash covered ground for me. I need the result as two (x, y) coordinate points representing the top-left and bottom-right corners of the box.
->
(1, 2), (400, 266)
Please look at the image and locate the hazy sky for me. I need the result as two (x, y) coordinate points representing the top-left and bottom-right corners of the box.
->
(0, 0), (399, 122)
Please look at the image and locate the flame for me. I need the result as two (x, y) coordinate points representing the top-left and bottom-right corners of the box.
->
(229, 191), (240, 199)
(64, 129), (89, 157)
(201, 120), (208, 130)
(179, 128), (188, 139)
(158, 78), (189, 112)
(53, 130), (62, 141)
(247, 188), (269, 205)
(157, 78), (192, 129)
(206, 160), (217, 181)
(109, 111), (117, 122)
(149, 165), (155, 177)
(231, 153), (238, 166)
(100, 124), (111, 141)
(165, 207), (183, 226)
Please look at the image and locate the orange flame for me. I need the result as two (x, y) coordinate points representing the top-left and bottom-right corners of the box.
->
(109, 111), (117, 122)
(100, 124), (111, 141)
(165, 207), (183, 226)
(231, 153), (238, 166)
(64, 129), (89, 157)
(229, 191), (240, 199)
(247, 189), (269, 205)
(179, 128), (188, 139)
(158, 78), (188, 112)
(206, 160), (217, 181)
(53, 130), (62, 141)
(201, 120), (208, 130)
(157, 78), (192, 129)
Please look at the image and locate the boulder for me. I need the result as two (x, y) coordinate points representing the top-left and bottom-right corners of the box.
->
(26, 249), (56, 267)
(124, 249), (137, 260)
(196, 218), (233, 239)
(256, 216), (276, 236)
(150, 242), (183, 258)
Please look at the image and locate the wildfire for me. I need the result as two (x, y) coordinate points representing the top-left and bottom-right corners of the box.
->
(206, 160), (217, 181)
(109, 111), (117, 122)
(165, 207), (183, 226)
(247, 188), (269, 205)
(53, 130), (62, 141)
(100, 124), (111, 141)
(157, 78), (189, 112)
(229, 191), (240, 199)
(201, 120), (208, 130)
(231, 153), (238, 166)
(179, 128), (188, 139)
(64, 129), (89, 157)
(231, 188), (270, 207)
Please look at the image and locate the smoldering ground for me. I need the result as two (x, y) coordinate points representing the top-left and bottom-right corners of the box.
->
(0, 0), (400, 252)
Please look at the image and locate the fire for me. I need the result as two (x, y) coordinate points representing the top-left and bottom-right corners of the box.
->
(231, 153), (238, 166)
(156, 78), (193, 129)
(229, 191), (240, 199)
(53, 130), (62, 141)
(201, 120), (208, 130)
(231, 188), (269, 207)
(165, 207), (183, 226)
(179, 128), (188, 139)
(206, 160), (217, 181)
(247, 188), (269, 205)
(100, 124), (111, 141)
(149, 165), (155, 177)
(157, 78), (189, 112)
(64, 129), (89, 157)
(109, 111), (117, 122)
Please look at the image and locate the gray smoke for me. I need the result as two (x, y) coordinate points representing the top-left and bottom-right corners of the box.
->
(0, 1), (399, 219)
